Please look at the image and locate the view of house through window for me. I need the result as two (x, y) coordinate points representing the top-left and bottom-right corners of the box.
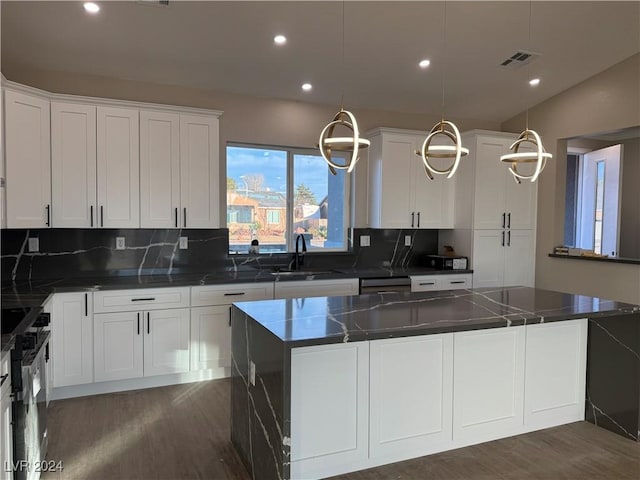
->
(227, 145), (349, 254)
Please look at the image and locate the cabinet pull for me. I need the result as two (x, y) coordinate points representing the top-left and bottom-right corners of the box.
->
(45, 204), (50, 226)
(90, 205), (94, 227)
(0, 374), (8, 387)
(411, 212), (415, 228)
(507, 213), (511, 228)
(502, 231), (505, 246)
(229, 309), (232, 327)
(147, 312), (150, 334)
(84, 293), (88, 317)
(502, 212), (506, 228)
(417, 212), (420, 228)
(137, 313), (140, 335)
(419, 282), (436, 286)
(175, 207), (178, 228)
(507, 230), (511, 247)
(183, 207), (187, 228)
(131, 297), (155, 302)
(100, 206), (104, 227)
(223, 292), (246, 297)
(450, 280), (465, 284)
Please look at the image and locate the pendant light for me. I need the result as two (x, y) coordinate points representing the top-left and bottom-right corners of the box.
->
(416, 0), (468, 180)
(500, 1), (552, 184)
(318, 1), (370, 176)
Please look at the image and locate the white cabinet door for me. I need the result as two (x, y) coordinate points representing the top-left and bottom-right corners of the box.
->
(190, 305), (231, 372)
(412, 155), (455, 229)
(0, 379), (12, 480)
(290, 341), (369, 480)
(4, 90), (51, 228)
(51, 292), (94, 387)
(96, 106), (139, 228)
(524, 319), (587, 431)
(503, 229), (535, 287)
(274, 278), (359, 300)
(179, 114), (219, 228)
(369, 335), (453, 461)
(377, 134), (415, 228)
(472, 136), (510, 230)
(94, 311), (143, 382)
(453, 326), (525, 446)
(51, 102), (97, 227)
(504, 175), (537, 230)
(143, 308), (190, 377)
(140, 110), (180, 228)
(471, 230), (505, 288)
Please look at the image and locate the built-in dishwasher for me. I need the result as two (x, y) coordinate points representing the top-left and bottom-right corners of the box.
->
(359, 277), (412, 294)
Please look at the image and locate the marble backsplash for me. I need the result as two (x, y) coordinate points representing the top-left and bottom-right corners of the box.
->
(0, 227), (439, 281)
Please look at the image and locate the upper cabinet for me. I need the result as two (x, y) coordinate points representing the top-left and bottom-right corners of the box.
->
(367, 128), (454, 229)
(4, 90), (51, 228)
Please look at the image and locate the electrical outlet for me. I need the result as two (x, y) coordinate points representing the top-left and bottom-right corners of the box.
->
(249, 361), (256, 386)
(179, 237), (188, 249)
(115, 237), (126, 250)
(28, 237), (39, 252)
(405, 235), (412, 247)
(360, 235), (370, 247)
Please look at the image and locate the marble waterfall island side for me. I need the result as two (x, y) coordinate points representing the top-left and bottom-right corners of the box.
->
(229, 287), (639, 480)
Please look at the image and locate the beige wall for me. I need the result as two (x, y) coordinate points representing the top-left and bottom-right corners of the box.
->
(502, 54), (640, 304)
(0, 62), (500, 229)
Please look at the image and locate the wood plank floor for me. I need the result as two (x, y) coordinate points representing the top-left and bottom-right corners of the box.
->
(42, 379), (640, 480)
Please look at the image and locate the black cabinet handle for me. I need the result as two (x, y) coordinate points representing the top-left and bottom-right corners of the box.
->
(223, 292), (246, 297)
(90, 205), (94, 227)
(100, 206), (104, 227)
(419, 282), (436, 286)
(0, 374), (8, 387)
(84, 293), (88, 317)
(417, 211), (420, 228)
(137, 312), (140, 335)
(502, 231), (505, 247)
(507, 230), (511, 247)
(502, 212), (506, 228)
(45, 204), (50, 226)
(507, 213), (511, 228)
(411, 212), (415, 228)
(175, 207), (178, 228)
(229, 308), (232, 326)
(147, 312), (150, 334)
(183, 208), (187, 228)
(131, 297), (155, 302)
(450, 280), (465, 284)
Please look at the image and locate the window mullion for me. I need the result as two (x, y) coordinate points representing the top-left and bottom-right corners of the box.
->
(286, 150), (295, 253)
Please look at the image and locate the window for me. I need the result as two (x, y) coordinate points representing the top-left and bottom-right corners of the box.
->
(226, 144), (350, 254)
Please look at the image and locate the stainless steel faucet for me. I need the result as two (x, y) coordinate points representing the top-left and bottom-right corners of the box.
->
(293, 234), (307, 270)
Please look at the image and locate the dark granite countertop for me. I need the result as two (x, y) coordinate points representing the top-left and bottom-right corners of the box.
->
(232, 286), (640, 347)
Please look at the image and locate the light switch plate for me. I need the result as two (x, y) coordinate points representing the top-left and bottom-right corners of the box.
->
(28, 237), (39, 252)
(115, 237), (125, 250)
(179, 237), (188, 249)
(360, 235), (370, 247)
(405, 235), (412, 247)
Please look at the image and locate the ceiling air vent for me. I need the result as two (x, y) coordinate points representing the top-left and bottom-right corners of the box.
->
(499, 50), (540, 69)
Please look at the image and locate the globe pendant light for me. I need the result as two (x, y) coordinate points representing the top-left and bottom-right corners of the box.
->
(318, 2), (369, 176)
(500, 1), (552, 184)
(416, 0), (468, 180)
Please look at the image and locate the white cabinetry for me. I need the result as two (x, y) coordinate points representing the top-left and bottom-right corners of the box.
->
(274, 278), (359, 299)
(190, 283), (273, 373)
(441, 130), (537, 288)
(96, 106), (140, 228)
(51, 102), (97, 227)
(1, 354), (12, 480)
(4, 89), (51, 228)
(290, 341), (370, 480)
(410, 273), (472, 292)
(93, 288), (190, 382)
(51, 292), (94, 387)
(452, 326), (526, 446)
(369, 335), (453, 461)
(524, 318), (587, 430)
(367, 128), (454, 229)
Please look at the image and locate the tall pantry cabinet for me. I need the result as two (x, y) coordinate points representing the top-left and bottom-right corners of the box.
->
(440, 130), (537, 288)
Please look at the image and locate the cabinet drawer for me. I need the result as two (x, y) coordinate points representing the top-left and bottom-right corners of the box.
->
(1, 354), (9, 380)
(191, 283), (274, 307)
(93, 287), (190, 313)
(410, 274), (473, 292)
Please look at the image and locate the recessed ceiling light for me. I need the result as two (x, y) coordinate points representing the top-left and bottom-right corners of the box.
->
(418, 59), (431, 69)
(84, 2), (100, 14)
(529, 78), (541, 87)
(302, 83), (312, 92)
(274, 35), (287, 45)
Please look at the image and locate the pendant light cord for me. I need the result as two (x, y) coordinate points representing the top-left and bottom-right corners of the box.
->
(525, 0), (532, 131)
(441, 0), (447, 120)
(340, 0), (345, 109)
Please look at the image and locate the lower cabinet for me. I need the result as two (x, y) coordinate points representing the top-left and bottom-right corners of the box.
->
(190, 306), (232, 372)
(94, 308), (190, 382)
(410, 274), (473, 292)
(51, 292), (94, 387)
(290, 342), (370, 480)
(274, 278), (359, 299)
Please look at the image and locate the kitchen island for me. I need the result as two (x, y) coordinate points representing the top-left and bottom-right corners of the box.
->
(230, 287), (640, 480)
